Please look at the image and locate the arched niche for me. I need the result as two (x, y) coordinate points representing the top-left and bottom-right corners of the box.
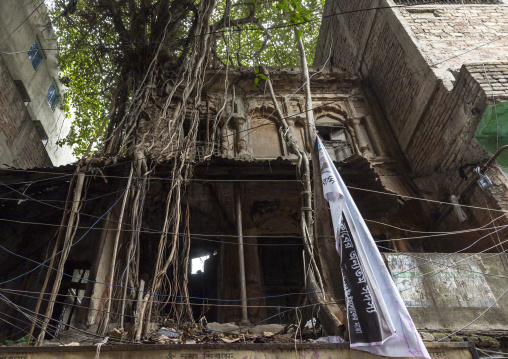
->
(250, 117), (284, 158)
(316, 115), (355, 162)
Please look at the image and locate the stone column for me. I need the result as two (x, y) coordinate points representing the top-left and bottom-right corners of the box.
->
(220, 125), (230, 157)
(234, 183), (250, 325)
(363, 115), (386, 157)
(234, 117), (249, 159)
(351, 117), (375, 159)
(243, 228), (266, 323)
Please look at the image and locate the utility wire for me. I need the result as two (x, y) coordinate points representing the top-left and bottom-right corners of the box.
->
(391, 223), (508, 276)
(379, 245), (508, 281)
(388, 237), (508, 291)
(0, 292), (64, 345)
(0, 293), (136, 345)
(0, 217), (505, 248)
(5, 173), (508, 213)
(0, 184), (128, 287)
(0, 1), (45, 46)
(2, 19), (505, 190)
(1, 223), (506, 305)
(0, 287), (342, 311)
(0, 0), (453, 55)
(437, 286), (508, 342)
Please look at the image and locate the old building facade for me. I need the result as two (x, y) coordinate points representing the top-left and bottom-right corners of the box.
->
(0, 0), (508, 353)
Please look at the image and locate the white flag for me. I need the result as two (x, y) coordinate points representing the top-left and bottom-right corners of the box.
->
(317, 138), (430, 359)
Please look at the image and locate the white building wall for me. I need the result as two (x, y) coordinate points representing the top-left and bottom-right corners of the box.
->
(0, 0), (75, 166)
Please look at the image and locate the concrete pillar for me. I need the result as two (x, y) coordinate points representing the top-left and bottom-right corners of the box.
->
(234, 117), (249, 158)
(87, 216), (118, 326)
(243, 228), (266, 323)
(234, 183), (250, 325)
(351, 117), (375, 159)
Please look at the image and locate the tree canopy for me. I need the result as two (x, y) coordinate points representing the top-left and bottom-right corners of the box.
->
(48, 0), (324, 156)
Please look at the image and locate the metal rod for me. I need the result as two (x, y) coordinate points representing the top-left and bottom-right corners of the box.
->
(234, 182), (249, 325)
(481, 144), (508, 173)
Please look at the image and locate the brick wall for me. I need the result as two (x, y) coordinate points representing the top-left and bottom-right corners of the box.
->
(399, 5), (508, 72)
(406, 65), (488, 175)
(315, 0), (508, 249)
(0, 56), (52, 168)
(467, 62), (508, 100)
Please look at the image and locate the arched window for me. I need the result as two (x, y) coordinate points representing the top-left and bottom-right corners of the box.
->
(316, 115), (355, 162)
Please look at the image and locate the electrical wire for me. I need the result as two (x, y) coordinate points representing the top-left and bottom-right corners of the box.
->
(0, 3), (503, 193)
(379, 245), (508, 281)
(0, 287), (343, 311)
(2, 219), (507, 306)
(0, 183), (128, 287)
(1, 216), (506, 246)
(0, 1), (45, 46)
(0, 292), (64, 345)
(5, 172), (508, 214)
(366, 213), (506, 235)
(391, 223), (508, 276)
(437, 286), (508, 342)
(386, 237), (508, 292)
(0, 293), (136, 345)
(0, 0), (454, 56)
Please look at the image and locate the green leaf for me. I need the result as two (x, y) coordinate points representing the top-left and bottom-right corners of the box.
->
(259, 74), (268, 80)
(254, 65), (259, 74)
(254, 77), (259, 87)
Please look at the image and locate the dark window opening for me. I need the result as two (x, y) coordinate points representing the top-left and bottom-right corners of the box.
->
(188, 247), (219, 322)
(258, 236), (304, 324)
(316, 125), (355, 162)
(13, 80), (30, 106)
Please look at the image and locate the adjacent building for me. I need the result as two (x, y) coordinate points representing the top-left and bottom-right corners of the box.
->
(0, 0), (74, 168)
(316, 0), (508, 337)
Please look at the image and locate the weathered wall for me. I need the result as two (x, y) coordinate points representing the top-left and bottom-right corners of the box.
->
(0, 0), (75, 166)
(315, 1), (508, 252)
(399, 5), (508, 72)
(0, 55), (52, 168)
(0, 342), (477, 359)
(385, 252), (508, 332)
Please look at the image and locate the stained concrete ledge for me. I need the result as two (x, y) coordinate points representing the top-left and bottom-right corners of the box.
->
(0, 342), (477, 359)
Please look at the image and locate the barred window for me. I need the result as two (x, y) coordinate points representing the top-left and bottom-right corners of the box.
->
(28, 39), (44, 71)
(46, 82), (60, 111)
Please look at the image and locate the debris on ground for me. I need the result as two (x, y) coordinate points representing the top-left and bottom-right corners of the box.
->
(313, 336), (346, 344)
